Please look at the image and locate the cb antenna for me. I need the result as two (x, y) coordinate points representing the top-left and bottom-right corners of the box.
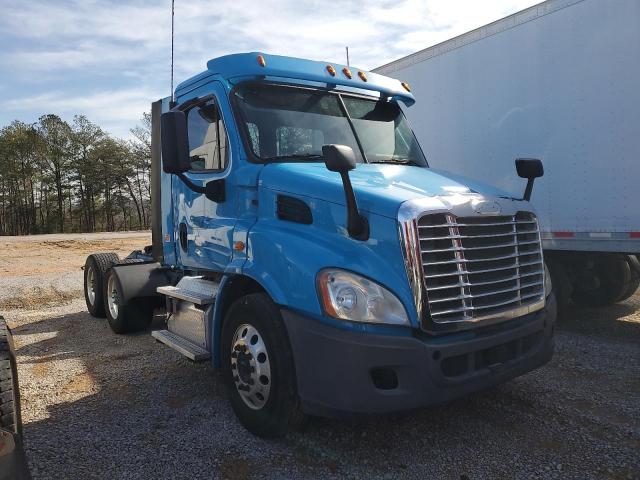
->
(171, 0), (175, 102)
(345, 46), (350, 66)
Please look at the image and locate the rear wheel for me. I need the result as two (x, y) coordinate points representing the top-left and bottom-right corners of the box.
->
(0, 316), (21, 435)
(221, 293), (305, 438)
(103, 268), (154, 334)
(547, 260), (572, 320)
(616, 255), (640, 302)
(84, 253), (119, 317)
(571, 254), (632, 307)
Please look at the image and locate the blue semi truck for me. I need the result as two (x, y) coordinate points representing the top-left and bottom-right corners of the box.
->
(83, 53), (556, 437)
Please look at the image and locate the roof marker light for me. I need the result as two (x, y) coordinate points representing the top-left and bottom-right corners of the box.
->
(358, 71), (367, 82)
(342, 67), (352, 79)
(326, 65), (337, 76)
(257, 55), (266, 67)
(401, 82), (411, 92)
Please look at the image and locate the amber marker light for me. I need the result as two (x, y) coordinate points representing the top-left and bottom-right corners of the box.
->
(401, 82), (411, 92)
(326, 65), (337, 76)
(257, 55), (266, 67)
(342, 67), (352, 79)
(358, 71), (367, 82)
(233, 241), (245, 251)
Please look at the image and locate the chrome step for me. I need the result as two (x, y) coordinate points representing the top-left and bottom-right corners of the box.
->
(152, 329), (210, 361)
(157, 276), (219, 305)
(157, 285), (216, 305)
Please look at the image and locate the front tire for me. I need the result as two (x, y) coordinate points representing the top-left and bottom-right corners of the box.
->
(84, 253), (119, 317)
(0, 316), (21, 435)
(221, 293), (305, 438)
(103, 268), (153, 334)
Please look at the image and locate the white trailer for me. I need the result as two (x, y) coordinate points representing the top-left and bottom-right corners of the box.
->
(375, 0), (640, 312)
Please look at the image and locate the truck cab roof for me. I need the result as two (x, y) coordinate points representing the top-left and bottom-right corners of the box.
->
(174, 52), (415, 105)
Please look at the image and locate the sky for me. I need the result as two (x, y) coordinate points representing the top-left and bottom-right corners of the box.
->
(0, 0), (540, 138)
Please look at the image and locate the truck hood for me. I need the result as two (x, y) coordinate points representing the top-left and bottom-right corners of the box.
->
(260, 163), (515, 218)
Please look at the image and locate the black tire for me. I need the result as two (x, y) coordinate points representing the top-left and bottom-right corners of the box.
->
(571, 255), (631, 307)
(221, 293), (305, 438)
(616, 255), (640, 302)
(103, 268), (154, 334)
(84, 253), (119, 318)
(547, 260), (572, 320)
(0, 316), (22, 435)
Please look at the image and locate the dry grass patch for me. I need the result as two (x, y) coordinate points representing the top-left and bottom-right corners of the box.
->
(0, 286), (83, 310)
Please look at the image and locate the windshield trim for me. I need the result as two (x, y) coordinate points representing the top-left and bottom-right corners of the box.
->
(229, 80), (427, 166)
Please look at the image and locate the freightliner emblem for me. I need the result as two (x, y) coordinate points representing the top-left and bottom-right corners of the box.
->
(473, 200), (501, 215)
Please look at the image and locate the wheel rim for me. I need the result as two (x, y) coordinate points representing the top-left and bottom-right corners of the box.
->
(107, 274), (119, 319)
(230, 323), (271, 410)
(86, 265), (96, 305)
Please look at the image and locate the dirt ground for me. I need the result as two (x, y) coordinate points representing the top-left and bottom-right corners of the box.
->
(2, 232), (639, 479)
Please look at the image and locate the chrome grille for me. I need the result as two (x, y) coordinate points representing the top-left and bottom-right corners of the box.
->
(419, 212), (544, 324)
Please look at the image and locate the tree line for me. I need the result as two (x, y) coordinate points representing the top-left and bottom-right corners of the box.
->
(0, 114), (152, 235)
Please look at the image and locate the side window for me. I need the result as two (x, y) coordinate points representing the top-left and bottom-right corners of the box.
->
(187, 101), (228, 171)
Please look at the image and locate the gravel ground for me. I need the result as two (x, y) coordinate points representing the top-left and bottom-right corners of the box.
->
(2, 233), (639, 479)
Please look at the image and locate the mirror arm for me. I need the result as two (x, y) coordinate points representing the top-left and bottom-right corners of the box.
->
(176, 173), (225, 202)
(339, 171), (369, 241)
(177, 173), (206, 194)
(523, 178), (535, 201)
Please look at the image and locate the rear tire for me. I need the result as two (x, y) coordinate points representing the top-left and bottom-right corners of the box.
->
(548, 260), (572, 320)
(84, 253), (119, 318)
(571, 254), (631, 307)
(221, 293), (305, 438)
(0, 316), (21, 435)
(103, 268), (153, 334)
(616, 255), (640, 302)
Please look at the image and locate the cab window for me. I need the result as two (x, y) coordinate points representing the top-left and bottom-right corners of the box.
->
(187, 101), (228, 171)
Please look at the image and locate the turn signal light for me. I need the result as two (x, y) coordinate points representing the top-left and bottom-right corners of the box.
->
(401, 82), (411, 92)
(257, 55), (266, 67)
(358, 71), (367, 82)
(342, 67), (352, 79)
(326, 65), (336, 76)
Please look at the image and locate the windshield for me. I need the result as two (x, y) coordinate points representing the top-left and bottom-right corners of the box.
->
(233, 83), (427, 166)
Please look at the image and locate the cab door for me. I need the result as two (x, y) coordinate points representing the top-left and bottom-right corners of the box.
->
(173, 83), (236, 271)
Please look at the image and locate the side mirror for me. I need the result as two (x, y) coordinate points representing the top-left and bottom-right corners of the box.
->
(161, 111), (190, 174)
(322, 144), (356, 173)
(515, 158), (544, 179)
(515, 158), (544, 201)
(322, 144), (368, 240)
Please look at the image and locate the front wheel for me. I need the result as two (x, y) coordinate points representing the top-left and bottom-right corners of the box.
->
(0, 316), (21, 435)
(221, 293), (305, 438)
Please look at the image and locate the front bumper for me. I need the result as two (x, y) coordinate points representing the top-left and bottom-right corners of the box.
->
(282, 293), (556, 417)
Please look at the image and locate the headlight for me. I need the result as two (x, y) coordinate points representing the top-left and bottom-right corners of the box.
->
(317, 269), (409, 325)
(544, 263), (553, 297)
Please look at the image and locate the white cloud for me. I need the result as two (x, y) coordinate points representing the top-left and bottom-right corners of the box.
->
(0, 0), (540, 135)
(2, 88), (161, 138)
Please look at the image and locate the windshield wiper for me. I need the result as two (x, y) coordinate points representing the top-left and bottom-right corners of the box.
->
(263, 154), (324, 162)
(370, 158), (421, 166)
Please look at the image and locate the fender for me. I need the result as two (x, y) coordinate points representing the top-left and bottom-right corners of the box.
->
(110, 262), (172, 304)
